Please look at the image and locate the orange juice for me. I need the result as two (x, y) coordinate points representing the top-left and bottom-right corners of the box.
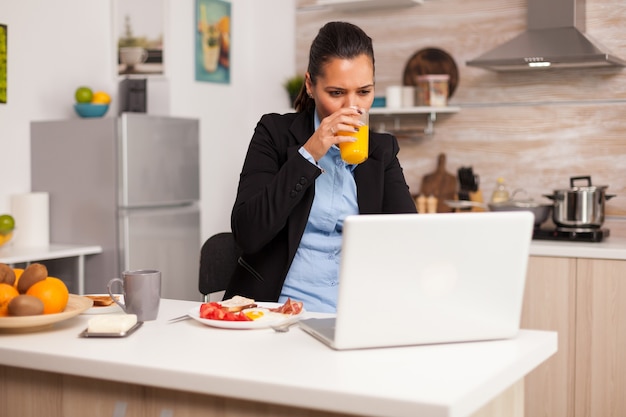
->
(338, 125), (369, 164)
(338, 110), (369, 164)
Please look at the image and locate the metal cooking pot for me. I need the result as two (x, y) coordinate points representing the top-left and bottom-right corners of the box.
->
(544, 176), (616, 228)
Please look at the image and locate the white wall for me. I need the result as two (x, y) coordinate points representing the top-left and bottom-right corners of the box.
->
(0, 0), (115, 206)
(0, 0), (296, 242)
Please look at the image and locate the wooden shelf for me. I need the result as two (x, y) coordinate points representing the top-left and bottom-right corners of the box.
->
(298, 0), (423, 12)
(369, 106), (460, 115)
(369, 106), (460, 135)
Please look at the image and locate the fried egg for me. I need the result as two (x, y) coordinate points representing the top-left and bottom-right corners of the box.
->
(243, 307), (286, 322)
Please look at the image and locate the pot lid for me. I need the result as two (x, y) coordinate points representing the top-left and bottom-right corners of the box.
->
(554, 185), (609, 192)
(553, 176), (609, 192)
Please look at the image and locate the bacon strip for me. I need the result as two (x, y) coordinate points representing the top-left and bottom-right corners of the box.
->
(269, 298), (303, 315)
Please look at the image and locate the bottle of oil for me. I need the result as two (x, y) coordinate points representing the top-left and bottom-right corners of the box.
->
(490, 177), (510, 203)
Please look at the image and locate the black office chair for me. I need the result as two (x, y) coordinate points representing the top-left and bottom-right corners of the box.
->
(198, 232), (241, 302)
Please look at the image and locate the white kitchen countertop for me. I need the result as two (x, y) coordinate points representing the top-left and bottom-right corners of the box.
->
(530, 236), (626, 260)
(0, 243), (103, 295)
(0, 298), (556, 417)
(0, 243), (102, 264)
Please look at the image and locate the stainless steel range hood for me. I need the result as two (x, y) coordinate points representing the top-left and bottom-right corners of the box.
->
(466, 0), (626, 71)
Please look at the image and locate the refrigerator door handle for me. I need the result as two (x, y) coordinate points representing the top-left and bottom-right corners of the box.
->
(120, 214), (131, 273)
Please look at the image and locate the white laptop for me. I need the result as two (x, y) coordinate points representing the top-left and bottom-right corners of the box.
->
(298, 211), (534, 350)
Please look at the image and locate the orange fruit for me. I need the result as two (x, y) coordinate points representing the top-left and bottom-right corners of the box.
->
(0, 283), (19, 316)
(0, 231), (13, 247)
(26, 277), (69, 314)
(91, 91), (111, 104)
(12, 268), (24, 289)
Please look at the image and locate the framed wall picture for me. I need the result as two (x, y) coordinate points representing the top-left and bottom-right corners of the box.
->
(114, 0), (164, 77)
(195, 0), (231, 84)
(0, 24), (6, 103)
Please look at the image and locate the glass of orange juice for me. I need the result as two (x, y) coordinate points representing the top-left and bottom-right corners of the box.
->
(338, 109), (369, 165)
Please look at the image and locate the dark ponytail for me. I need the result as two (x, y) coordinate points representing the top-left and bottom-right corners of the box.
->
(295, 21), (374, 113)
(293, 83), (311, 113)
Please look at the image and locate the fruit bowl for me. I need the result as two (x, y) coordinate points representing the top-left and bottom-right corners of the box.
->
(74, 103), (109, 118)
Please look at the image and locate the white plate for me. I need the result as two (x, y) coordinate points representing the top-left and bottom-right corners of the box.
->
(0, 294), (93, 332)
(444, 200), (488, 209)
(82, 294), (124, 315)
(187, 302), (304, 330)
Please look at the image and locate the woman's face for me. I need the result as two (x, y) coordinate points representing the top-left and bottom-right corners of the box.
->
(307, 54), (375, 120)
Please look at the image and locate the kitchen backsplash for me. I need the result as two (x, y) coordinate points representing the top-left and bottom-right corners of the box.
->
(296, 0), (626, 235)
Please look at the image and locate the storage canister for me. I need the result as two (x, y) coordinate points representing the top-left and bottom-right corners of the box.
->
(385, 86), (403, 108)
(416, 74), (449, 107)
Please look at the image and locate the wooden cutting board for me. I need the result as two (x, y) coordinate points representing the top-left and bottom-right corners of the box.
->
(419, 153), (457, 213)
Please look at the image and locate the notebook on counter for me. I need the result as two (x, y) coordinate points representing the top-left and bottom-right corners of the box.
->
(298, 211), (534, 350)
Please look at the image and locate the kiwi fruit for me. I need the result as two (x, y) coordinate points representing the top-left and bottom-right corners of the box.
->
(8, 295), (45, 316)
(17, 263), (48, 293)
(0, 263), (16, 286)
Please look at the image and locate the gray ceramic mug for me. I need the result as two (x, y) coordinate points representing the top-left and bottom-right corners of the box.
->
(107, 269), (161, 321)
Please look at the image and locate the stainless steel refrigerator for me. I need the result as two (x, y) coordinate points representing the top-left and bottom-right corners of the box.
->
(31, 113), (201, 300)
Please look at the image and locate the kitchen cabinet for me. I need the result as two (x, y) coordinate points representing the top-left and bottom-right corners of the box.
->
(0, 365), (525, 417)
(521, 256), (577, 417)
(575, 259), (626, 417)
(521, 255), (626, 417)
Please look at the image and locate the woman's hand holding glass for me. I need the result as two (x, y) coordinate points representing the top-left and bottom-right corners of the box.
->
(303, 107), (367, 163)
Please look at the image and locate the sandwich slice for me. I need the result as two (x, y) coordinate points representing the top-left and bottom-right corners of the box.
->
(219, 295), (257, 312)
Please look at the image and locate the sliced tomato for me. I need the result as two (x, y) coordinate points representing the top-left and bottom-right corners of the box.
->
(199, 302), (221, 318)
(224, 311), (251, 321)
(198, 302), (251, 321)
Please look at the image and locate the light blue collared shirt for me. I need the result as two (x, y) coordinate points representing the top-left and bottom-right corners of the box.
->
(278, 111), (359, 313)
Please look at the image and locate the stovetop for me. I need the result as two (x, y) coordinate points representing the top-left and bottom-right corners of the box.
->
(533, 227), (610, 243)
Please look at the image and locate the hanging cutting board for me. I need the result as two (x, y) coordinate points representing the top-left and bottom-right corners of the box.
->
(419, 153), (457, 213)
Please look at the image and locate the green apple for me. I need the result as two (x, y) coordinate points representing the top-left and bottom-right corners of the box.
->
(75, 86), (93, 103)
(0, 214), (15, 235)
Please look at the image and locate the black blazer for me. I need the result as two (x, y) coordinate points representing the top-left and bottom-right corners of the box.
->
(224, 108), (416, 301)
